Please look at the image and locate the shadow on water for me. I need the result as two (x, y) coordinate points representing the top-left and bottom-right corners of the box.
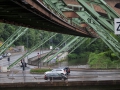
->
(1, 85), (120, 90)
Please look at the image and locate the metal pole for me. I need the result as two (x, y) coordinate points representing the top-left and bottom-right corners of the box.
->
(39, 33), (42, 69)
(22, 59), (26, 83)
(37, 53), (40, 68)
(39, 38), (42, 69)
(27, 30), (29, 63)
(40, 39), (41, 69)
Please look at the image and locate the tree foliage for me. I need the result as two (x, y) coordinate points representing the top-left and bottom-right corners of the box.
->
(0, 23), (63, 49)
(88, 51), (120, 68)
(68, 37), (120, 66)
(0, 22), (120, 68)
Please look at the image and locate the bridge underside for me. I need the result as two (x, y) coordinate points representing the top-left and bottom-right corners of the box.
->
(0, 0), (120, 69)
(63, 0), (120, 14)
(0, 0), (119, 38)
(0, 0), (93, 37)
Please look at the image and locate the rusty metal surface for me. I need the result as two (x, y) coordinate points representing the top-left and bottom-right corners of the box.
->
(63, 0), (120, 15)
(62, 11), (79, 18)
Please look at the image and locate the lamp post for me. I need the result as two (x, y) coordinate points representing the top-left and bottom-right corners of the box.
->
(50, 38), (53, 50)
(27, 29), (29, 63)
(37, 53), (40, 68)
(39, 34), (41, 68)
(38, 33), (42, 68)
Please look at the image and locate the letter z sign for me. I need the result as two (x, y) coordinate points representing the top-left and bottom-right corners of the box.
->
(114, 18), (120, 34)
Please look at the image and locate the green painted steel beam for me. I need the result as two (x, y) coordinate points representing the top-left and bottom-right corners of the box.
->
(0, 27), (28, 55)
(49, 37), (88, 62)
(42, 35), (73, 63)
(61, 36), (81, 52)
(102, 38), (119, 58)
(61, 4), (97, 37)
(50, 0), (67, 6)
(77, 0), (120, 32)
(43, 0), (65, 17)
(65, 37), (84, 52)
(69, 38), (97, 55)
(76, 11), (120, 58)
(44, 0), (90, 36)
(54, 37), (86, 61)
(64, 37), (84, 52)
(85, 38), (97, 48)
(8, 33), (57, 69)
(77, 12), (119, 48)
(58, 4), (83, 25)
(55, 1), (65, 9)
(45, 36), (79, 63)
(94, 0), (119, 18)
(50, 0), (59, 4)
(41, 35), (69, 61)
(69, 37), (88, 54)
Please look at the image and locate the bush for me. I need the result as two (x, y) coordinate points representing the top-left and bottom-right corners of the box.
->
(68, 53), (78, 59)
(88, 52), (120, 69)
(30, 68), (51, 74)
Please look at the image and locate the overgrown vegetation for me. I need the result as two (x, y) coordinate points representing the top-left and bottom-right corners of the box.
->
(68, 38), (120, 69)
(68, 52), (90, 65)
(88, 51), (120, 69)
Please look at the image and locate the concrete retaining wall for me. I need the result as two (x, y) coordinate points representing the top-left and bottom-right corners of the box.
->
(0, 81), (120, 87)
(28, 51), (57, 66)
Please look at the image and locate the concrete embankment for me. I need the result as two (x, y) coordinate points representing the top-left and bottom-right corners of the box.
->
(0, 80), (120, 87)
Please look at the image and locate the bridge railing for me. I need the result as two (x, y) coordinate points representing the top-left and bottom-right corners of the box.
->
(1, 64), (120, 84)
(66, 64), (120, 69)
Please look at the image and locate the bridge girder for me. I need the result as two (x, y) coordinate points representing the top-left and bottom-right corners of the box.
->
(8, 32), (58, 69)
(0, 0), (94, 37)
(62, 11), (79, 18)
(51, 0), (120, 58)
(0, 27), (28, 55)
(48, 0), (98, 37)
(1, 0), (119, 69)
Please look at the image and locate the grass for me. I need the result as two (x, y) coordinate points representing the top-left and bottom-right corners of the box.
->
(30, 68), (52, 74)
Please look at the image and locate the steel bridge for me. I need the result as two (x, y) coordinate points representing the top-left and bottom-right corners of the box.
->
(0, 0), (119, 37)
(0, 0), (120, 69)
